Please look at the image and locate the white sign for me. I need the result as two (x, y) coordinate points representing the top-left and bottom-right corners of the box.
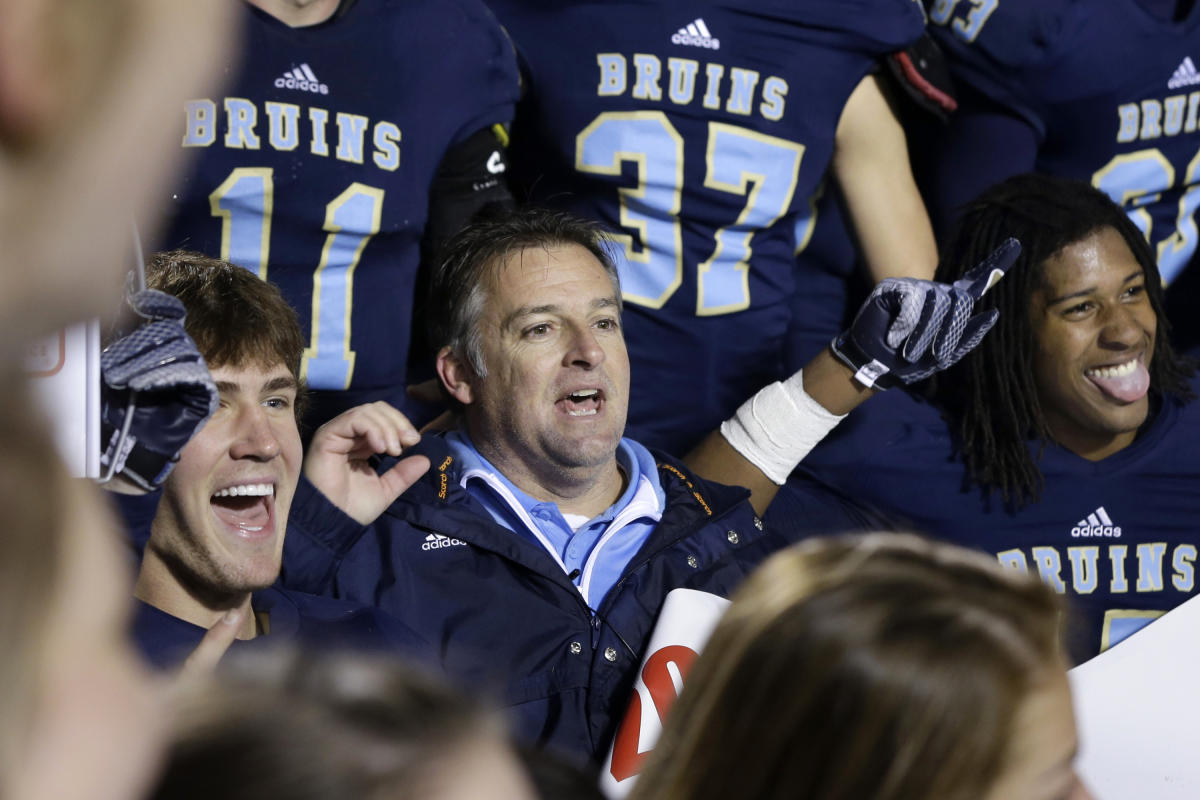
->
(1070, 595), (1200, 799)
(599, 589), (730, 798)
(25, 321), (101, 478)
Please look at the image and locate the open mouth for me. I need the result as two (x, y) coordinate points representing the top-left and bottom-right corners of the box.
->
(210, 482), (275, 537)
(559, 388), (604, 417)
(1084, 357), (1150, 403)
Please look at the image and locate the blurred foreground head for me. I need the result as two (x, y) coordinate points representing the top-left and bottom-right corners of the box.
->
(632, 533), (1091, 800)
(0, 0), (236, 344)
(0, 368), (163, 800)
(151, 648), (538, 800)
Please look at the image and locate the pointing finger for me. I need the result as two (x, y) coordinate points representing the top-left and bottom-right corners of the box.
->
(953, 237), (1021, 299)
(179, 606), (244, 679)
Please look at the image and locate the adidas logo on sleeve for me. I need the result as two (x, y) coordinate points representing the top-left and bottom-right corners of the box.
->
(421, 533), (467, 551)
(274, 63), (329, 95)
(671, 18), (720, 50)
(1070, 506), (1122, 538)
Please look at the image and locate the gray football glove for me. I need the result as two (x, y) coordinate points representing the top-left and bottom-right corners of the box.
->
(831, 238), (1020, 389)
(100, 289), (218, 490)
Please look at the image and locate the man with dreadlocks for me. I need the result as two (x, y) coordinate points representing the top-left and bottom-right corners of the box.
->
(711, 173), (1199, 665)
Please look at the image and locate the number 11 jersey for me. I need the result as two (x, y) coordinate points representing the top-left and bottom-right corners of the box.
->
(161, 0), (519, 426)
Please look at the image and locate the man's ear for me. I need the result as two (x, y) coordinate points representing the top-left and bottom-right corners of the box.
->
(436, 346), (476, 406)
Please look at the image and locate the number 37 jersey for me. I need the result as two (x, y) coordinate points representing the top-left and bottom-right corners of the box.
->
(161, 0), (518, 419)
(489, 0), (925, 454)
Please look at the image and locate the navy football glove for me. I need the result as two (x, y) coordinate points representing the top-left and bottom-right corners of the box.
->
(100, 289), (218, 490)
(831, 238), (1020, 389)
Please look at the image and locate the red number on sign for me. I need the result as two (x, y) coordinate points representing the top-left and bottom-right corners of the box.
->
(608, 645), (699, 782)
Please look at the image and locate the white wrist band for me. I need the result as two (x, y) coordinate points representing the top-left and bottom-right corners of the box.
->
(719, 369), (847, 485)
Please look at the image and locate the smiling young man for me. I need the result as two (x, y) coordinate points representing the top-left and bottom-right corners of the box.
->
(131, 251), (425, 668)
(1031, 225), (1157, 461)
(755, 174), (1199, 664)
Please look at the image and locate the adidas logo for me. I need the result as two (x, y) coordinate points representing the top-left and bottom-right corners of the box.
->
(671, 18), (720, 50)
(421, 533), (466, 551)
(1168, 57), (1200, 89)
(274, 63), (329, 95)
(1070, 506), (1122, 539)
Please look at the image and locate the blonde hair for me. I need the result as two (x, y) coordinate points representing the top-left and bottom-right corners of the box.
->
(630, 533), (1064, 800)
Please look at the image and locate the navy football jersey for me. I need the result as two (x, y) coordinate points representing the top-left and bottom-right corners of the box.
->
(784, 181), (865, 370)
(488, 0), (926, 455)
(924, 0), (1200, 348)
(768, 380), (1200, 665)
(133, 588), (428, 670)
(161, 0), (519, 426)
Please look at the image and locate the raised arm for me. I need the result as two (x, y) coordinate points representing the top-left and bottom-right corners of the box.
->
(687, 240), (1020, 515)
(833, 73), (938, 283)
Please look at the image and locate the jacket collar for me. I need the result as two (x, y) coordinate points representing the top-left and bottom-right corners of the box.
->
(381, 434), (752, 576)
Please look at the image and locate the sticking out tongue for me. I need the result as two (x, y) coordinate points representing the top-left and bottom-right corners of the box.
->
(1086, 361), (1150, 403)
(211, 495), (271, 531)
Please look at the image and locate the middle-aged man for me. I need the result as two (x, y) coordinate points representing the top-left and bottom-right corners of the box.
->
(282, 207), (1010, 763)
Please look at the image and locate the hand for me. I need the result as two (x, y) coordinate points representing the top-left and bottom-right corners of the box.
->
(100, 289), (218, 490)
(304, 402), (431, 525)
(831, 238), (1019, 388)
(177, 607), (245, 680)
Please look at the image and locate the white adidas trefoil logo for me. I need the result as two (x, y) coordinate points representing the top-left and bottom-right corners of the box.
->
(672, 17), (720, 50)
(421, 533), (467, 551)
(1168, 56), (1200, 90)
(274, 63), (329, 95)
(1070, 506), (1122, 539)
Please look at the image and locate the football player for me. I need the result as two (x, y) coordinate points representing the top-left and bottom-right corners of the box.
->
(488, 0), (942, 455)
(160, 0), (520, 432)
(918, 0), (1200, 353)
(756, 175), (1200, 665)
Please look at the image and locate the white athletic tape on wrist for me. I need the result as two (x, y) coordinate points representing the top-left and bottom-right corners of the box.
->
(719, 369), (847, 485)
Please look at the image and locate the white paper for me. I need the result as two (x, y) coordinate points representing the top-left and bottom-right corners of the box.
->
(1070, 595), (1200, 799)
(599, 588), (731, 799)
(25, 321), (101, 478)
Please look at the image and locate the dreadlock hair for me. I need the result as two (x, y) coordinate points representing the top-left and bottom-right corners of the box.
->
(931, 173), (1194, 508)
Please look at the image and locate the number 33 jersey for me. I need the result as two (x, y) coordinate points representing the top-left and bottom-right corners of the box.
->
(160, 0), (518, 423)
(488, 0), (926, 455)
(928, 0), (1200, 345)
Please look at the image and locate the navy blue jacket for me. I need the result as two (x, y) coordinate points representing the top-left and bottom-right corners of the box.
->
(281, 438), (782, 762)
